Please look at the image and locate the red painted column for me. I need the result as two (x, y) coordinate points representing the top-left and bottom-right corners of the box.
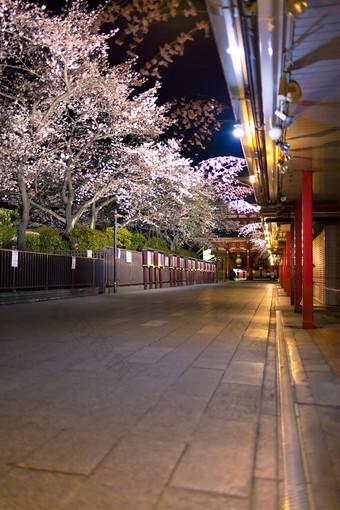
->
(302, 171), (314, 329)
(290, 225), (294, 305)
(226, 248), (230, 280)
(294, 200), (302, 312)
(286, 231), (291, 297)
(282, 244), (287, 293)
(246, 246), (250, 279)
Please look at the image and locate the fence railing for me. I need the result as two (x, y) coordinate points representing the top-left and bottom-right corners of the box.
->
(0, 247), (216, 293)
(39, 249), (104, 259)
(0, 248), (104, 291)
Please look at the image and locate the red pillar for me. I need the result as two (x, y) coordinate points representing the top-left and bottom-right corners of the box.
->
(282, 244), (287, 293)
(226, 248), (230, 280)
(294, 200), (302, 312)
(302, 171), (314, 329)
(290, 225), (294, 305)
(246, 246), (250, 279)
(286, 231), (291, 297)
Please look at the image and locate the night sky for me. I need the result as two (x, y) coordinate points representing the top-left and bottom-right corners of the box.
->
(32, 0), (243, 162)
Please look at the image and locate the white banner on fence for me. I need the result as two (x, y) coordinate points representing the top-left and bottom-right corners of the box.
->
(11, 251), (19, 268)
(72, 256), (76, 270)
(86, 249), (92, 258)
(126, 251), (132, 263)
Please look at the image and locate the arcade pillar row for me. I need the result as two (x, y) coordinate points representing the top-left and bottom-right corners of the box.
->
(279, 171), (313, 329)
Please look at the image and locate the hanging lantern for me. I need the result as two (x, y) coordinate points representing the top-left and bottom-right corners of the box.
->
(235, 254), (242, 267)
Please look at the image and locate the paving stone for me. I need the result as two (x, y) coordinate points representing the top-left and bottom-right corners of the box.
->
(244, 327), (268, 339)
(0, 421), (61, 478)
(16, 425), (122, 476)
(222, 361), (264, 386)
(304, 362), (332, 372)
(127, 346), (173, 364)
(141, 320), (168, 327)
(299, 404), (340, 508)
(218, 319), (249, 343)
(192, 349), (234, 370)
(133, 392), (209, 442)
(250, 477), (279, 510)
(156, 487), (248, 510)
(261, 360), (278, 416)
(60, 436), (185, 510)
(297, 346), (325, 360)
(170, 417), (256, 498)
(232, 339), (267, 363)
(0, 397), (43, 428)
(2, 283), (323, 510)
(206, 382), (261, 423)
(254, 414), (278, 480)
(169, 367), (223, 397)
(310, 379), (340, 407)
(316, 407), (340, 487)
(0, 467), (83, 510)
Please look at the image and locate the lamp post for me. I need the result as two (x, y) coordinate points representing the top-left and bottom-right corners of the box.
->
(113, 211), (122, 294)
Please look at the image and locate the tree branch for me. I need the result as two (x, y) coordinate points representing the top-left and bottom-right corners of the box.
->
(30, 200), (66, 224)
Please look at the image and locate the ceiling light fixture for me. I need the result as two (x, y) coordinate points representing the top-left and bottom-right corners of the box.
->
(276, 141), (290, 151)
(233, 122), (245, 138)
(286, 0), (309, 18)
(275, 109), (295, 128)
(275, 109), (287, 121)
(284, 115), (295, 128)
(268, 125), (283, 140)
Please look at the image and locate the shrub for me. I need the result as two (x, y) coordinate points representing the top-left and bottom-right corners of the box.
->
(25, 233), (41, 251)
(106, 227), (133, 249)
(175, 247), (199, 259)
(131, 233), (147, 251)
(146, 237), (170, 255)
(0, 208), (18, 248)
(69, 226), (110, 250)
(39, 228), (66, 250)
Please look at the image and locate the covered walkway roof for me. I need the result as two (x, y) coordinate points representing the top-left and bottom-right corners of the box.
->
(206, 0), (340, 248)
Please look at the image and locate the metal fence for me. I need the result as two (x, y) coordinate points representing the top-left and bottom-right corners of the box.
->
(0, 248), (104, 291)
(0, 247), (216, 294)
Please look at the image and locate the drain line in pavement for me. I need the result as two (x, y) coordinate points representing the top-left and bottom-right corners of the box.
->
(276, 309), (311, 510)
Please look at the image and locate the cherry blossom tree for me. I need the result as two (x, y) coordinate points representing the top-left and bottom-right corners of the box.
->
(195, 156), (261, 215)
(0, 1), (260, 254)
(95, 0), (209, 80)
(95, 1), (227, 157)
(166, 96), (228, 155)
(238, 222), (267, 255)
(0, 0), (169, 248)
(113, 140), (216, 250)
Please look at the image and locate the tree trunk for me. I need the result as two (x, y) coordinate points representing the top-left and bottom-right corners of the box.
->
(17, 160), (30, 250)
(17, 206), (29, 250)
(90, 202), (98, 229)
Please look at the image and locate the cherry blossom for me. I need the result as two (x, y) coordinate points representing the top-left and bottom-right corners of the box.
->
(95, 0), (208, 79)
(196, 156), (260, 214)
(238, 222), (267, 255)
(0, 0), (170, 248)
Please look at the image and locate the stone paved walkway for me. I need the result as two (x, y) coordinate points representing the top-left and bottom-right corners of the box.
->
(0, 282), (339, 509)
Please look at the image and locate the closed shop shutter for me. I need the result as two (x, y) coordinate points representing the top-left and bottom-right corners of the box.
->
(325, 224), (340, 306)
(313, 229), (325, 305)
